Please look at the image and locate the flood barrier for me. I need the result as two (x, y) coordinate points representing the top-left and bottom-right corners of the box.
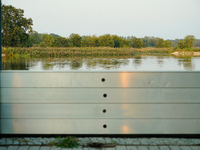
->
(0, 71), (200, 134)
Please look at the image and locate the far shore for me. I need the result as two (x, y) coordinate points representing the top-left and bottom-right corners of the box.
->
(171, 51), (200, 56)
(2, 47), (200, 58)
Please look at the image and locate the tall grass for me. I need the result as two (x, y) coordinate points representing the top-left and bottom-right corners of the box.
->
(1, 47), (189, 58)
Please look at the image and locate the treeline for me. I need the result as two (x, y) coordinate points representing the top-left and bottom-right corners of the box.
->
(2, 4), (199, 49)
(24, 32), (199, 49)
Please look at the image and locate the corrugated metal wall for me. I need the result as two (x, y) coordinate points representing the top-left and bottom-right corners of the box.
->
(1, 71), (200, 134)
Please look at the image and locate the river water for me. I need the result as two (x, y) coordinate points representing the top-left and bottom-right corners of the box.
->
(2, 54), (200, 71)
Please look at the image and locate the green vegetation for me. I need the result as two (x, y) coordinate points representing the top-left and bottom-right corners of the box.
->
(2, 4), (33, 47)
(130, 37), (143, 48)
(177, 35), (196, 49)
(2, 47), (178, 58)
(156, 38), (172, 48)
(47, 136), (79, 148)
(19, 33), (176, 49)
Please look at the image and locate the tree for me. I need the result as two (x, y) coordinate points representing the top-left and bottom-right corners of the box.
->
(122, 39), (130, 48)
(112, 35), (124, 48)
(156, 38), (172, 48)
(162, 40), (172, 48)
(130, 37), (143, 48)
(194, 39), (200, 47)
(98, 34), (114, 47)
(54, 36), (69, 47)
(25, 31), (42, 47)
(148, 37), (158, 47)
(178, 40), (184, 49)
(142, 38), (148, 47)
(156, 38), (164, 48)
(69, 33), (82, 47)
(39, 34), (55, 47)
(2, 5), (33, 47)
(141, 36), (158, 47)
(85, 35), (98, 47)
(183, 35), (196, 48)
(177, 35), (196, 49)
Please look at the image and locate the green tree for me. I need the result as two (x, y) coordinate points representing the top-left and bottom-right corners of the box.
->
(130, 37), (143, 48)
(39, 34), (55, 47)
(172, 39), (179, 47)
(141, 37), (148, 47)
(98, 34), (114, 47)
(112, 35), (124, 48)
(122, 39), (130, 48)
(194, 39), (200, 47)
(85, 35), (98, 47)
(156, 38), (164, 48)
(2, 5), (33, 47)
(178, 40), (184, 49)
(156, 38), (172, 48)
(85, 36), (94, 47)
(54, 36), (69, 47)
(81, 36), (87, 47)
(183, 35), (196, 48)
(69, 33), (82, 47)
(25, 31), (42, 47)
(162, 40), (172, 48)
(91, 35), (99, 47)
(148, 37), (158, 47)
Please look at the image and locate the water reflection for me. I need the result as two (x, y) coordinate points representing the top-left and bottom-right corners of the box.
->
(92, 58), (129, 70)
(45, 58), (84, 70)
(156, 55), (164, 67)
(177, 56), (195, 71)
(2, 58), (32, 70)
(2, 54), (200, 71)
(133, 55), (142, 69)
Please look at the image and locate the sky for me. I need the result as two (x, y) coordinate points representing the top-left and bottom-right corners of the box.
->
(2, 0), (200, 40)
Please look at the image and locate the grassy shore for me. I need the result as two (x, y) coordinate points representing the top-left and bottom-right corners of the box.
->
(2, 47), (200, 58)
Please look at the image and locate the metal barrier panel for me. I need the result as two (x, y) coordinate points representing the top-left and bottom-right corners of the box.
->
(1, 71), (200, 134)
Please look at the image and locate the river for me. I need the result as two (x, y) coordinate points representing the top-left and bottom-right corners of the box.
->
(2, 54), (200, 71)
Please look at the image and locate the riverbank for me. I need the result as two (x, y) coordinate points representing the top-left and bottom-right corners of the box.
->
(2, 47), (200, 58)
(171, 51), (200, 56)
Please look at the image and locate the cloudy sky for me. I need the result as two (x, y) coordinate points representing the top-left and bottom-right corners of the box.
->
(2, 0), (200, 39)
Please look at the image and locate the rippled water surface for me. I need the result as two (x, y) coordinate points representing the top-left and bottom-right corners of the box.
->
(2, 54), (200, 71)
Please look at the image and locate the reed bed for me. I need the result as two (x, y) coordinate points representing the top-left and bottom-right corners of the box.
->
(2, 47), (177, 58)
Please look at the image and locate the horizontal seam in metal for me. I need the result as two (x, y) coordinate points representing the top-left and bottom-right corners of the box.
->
(2, 118), (200, 119)
(1, 86), (200, 89)
(1, 102), (200, 105)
